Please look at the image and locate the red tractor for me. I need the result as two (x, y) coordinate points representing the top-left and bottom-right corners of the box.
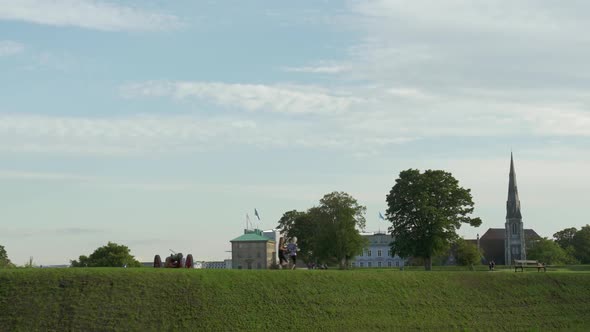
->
(154, 250), (193, 268)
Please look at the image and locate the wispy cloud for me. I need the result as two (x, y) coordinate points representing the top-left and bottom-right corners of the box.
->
(121, 81), (361, 114)
(0, 169), (96, 181)
(0, 40), (24, 56)
(282, 64), (349, 74)
(0, 0), (182, 31)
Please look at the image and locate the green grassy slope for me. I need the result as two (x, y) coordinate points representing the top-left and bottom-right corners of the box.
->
(1, 268), (589, 331)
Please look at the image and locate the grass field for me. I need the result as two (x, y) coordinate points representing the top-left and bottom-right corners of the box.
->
(1, 267), (589, 331)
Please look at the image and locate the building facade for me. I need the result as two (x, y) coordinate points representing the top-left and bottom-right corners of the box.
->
(230, 229), (276, 269)
(351, 232), (405, 268)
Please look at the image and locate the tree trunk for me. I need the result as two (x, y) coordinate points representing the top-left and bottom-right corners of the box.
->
(424, 256), (432, 271)
(339, 257), (347, 269)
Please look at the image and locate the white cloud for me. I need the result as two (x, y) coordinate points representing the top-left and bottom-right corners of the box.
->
(0, 0), (181, 31)
(0, 169), (95, 181)
(282, 64), (349, 74)
(0, 40), (24, 56)
(121, 81), (361, 114)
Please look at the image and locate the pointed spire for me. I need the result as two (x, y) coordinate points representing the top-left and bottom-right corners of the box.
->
(506, 152), (522, 219)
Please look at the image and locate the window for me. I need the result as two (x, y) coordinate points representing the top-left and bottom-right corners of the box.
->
(360, 262), (364, 267)
(257, 252), (261, 258)
(368, 262), (372, 268)
(367, 250), (372, 257)
(388, 249), (392, 257)
(396, 261), (400, 267)
(257, 262), (261, 269)
(388, 261), (392, 267)
(377, 250), (382, 257)
(351, 262), (356, 267)
(377, 261), (382, 268)
(512, 223), (517, 235)
(360, 251), (364, 257)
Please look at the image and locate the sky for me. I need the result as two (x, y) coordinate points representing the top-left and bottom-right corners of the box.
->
(1, 0), (589, 265)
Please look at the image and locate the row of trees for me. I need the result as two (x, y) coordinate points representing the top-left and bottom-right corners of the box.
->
(527, 226), (590, 265)
(278, 169), (482, 270)
(0, 242), (141, 268)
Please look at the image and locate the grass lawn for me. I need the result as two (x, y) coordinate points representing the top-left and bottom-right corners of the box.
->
(1, 267), (589, 331)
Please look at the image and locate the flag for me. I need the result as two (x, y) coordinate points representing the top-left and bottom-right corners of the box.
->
(379, 212), (385, 221)
(254, 208), (261, 220)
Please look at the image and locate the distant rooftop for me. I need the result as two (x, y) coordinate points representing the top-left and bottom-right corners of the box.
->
(231, 229), (274, 242)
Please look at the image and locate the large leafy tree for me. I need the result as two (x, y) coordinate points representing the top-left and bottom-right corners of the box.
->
(312, 192), (367, 268)
(71, 242), (141, 267)
(277, 210), (315, 263)
(386, 169), (482, 271)
(278, 191), (367, 268)
(572, 225), (590, 264)
(0, 244), (14, 268)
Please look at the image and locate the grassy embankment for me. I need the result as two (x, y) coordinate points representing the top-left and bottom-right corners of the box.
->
(1, 267), (589, 331)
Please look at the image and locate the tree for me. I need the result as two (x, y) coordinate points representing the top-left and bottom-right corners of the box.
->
(527, 237), (570, 265)
(454, 238), (481, 270)
(70, 242), (141, 267)
(572, 225), (590, 264)
(277, 210), (315, 263)
(553, 227), (577, 250)
(278, 192), (367, 269)
(386, 169), (482, 271)
(0, 245), (14, 268)
(311, 192), (367, 268)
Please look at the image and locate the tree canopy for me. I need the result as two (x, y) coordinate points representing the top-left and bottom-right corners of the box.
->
(454, 238), (481, 269)
(0, 244), (14, 268)
(71, 242), (141, 267)
(553, 227), (577, 250)
(278, 191), (367, 268)
(527, 237), (573, 265)
(572, 225), (590, 264)
(386, 169), (481, 270)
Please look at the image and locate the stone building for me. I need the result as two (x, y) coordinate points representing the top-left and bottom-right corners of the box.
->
(230, 229), (276, 269)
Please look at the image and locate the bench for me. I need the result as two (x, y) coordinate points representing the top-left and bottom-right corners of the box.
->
(514, 260), (546, 272)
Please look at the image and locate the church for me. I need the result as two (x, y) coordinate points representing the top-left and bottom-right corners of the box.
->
(473, 154), (540, 265)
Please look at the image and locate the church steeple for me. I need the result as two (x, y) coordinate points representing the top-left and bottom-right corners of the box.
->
(506, 152), (522, 219)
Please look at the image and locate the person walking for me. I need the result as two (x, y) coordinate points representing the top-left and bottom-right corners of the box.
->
(287, 237), (299, 270)
(278, 237), (288, 269)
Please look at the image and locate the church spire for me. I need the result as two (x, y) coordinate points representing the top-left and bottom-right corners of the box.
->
(506, 152), (522, 219)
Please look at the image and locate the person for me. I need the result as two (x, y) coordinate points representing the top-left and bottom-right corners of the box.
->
(488, 261), (493, 271)
(287, 237), (299, 270)
(491, 260), (495, 271)
(278, 237), (288, 269)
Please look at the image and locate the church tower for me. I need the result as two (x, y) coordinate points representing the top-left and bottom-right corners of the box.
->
(505, 153), (526, 264)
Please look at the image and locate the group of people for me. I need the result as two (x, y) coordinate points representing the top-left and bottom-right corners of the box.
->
(278, 237), (299, 269)
(488, 260), (496, 271)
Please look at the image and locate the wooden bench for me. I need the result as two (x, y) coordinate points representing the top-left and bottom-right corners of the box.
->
(514, 260), (546, 272)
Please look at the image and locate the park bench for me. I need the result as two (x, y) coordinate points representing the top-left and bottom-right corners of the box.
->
(514, 260), (546, 272)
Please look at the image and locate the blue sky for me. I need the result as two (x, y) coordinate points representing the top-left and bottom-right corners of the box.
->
(1, 0), (589, 265)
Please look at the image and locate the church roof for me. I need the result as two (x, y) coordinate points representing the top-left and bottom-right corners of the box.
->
(506, 153), (523, 219)
(478, 228), (540, 241)
(230, 229), (274, 242)
(480, 228), (504, 241)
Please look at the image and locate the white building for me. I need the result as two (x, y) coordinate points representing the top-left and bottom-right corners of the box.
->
(195, 259), (232, 269)
(351, 232), (406, 268)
